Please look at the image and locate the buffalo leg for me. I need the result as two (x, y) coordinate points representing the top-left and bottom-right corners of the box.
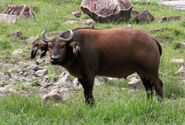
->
(150, 76), (163, 98)
(78, 77), (95, 105)
(140, 76), (154, 98)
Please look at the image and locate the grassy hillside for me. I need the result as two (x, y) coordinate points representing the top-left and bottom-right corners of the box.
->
(0, 0), (185, 124)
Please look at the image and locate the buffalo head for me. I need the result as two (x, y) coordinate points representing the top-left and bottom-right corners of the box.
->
(31, 30), (81, 65)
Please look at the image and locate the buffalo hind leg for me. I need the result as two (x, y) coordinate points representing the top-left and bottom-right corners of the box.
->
(150, 76), (163, 99)
(140, 76), (154, 99)
(78, 77), (95, 106)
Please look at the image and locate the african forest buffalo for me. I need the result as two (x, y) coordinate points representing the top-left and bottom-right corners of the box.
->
(31, 27), (163, 105)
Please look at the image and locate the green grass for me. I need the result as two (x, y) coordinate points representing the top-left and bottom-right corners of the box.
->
(0, 0), (185, 124)
(0, 84), (185, 125)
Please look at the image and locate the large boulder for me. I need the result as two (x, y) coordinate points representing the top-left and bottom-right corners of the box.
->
(81, 0), (132, 23)
(3, 4), (34, 18)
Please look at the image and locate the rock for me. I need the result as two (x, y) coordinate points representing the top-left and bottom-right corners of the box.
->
(55, 71), (70, 84)
(0, 87), (17, 94)
(36, 58), (45, 64)
(134, 10), (154, 24)
(9, 71), (19, 80)
(160, 1), (185, 10)
(10, 30), (23, 38)
(82, 19), (96, 26)
(175, 41), (185, 49)
(81, 0), (132, 23)
(127, 73), (140, 79)
(158, 16), (181, 23)
(26, 69), (35, 76)
(25, 36), (40, 44)
(72, 11), (81, 18)
(176, 65), (185, 78)
(73, 78), (80, 86)
(128, 77), (143, 90)
(35, 69), (48, 77)
(65, 20), (77, 24)
(12, 49), (23, 56)
(95, 77), (104, 85)
(43, 89), (63, 103)
(25, 63), (41, 71)
(0, 13), (17, 24)
(3, 4), (34, 19)
(171, 59), (184, 66)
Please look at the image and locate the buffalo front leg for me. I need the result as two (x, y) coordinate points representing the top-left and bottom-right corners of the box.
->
(78, 77), (95, 105)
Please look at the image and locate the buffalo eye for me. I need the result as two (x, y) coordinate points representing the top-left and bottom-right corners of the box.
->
(60, 42), (65, 49)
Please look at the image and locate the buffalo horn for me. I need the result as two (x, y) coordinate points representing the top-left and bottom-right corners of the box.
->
(60, 30), (74, 41)
(41, 30), (51, 44)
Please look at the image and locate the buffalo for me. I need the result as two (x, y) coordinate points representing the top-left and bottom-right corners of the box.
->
(31, 27), (163, 105)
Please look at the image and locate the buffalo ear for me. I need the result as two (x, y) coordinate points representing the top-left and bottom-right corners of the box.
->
(31, 40), (48, 59)
(69, 42), (81, 59)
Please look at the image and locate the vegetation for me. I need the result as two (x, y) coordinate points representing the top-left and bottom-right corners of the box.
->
(0, 0), (185, 124)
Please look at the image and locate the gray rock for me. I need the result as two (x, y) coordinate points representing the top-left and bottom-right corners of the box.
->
(158, 16), (181, 23)
(134, 10), (154, 24)
(0, 87), (17, 94)
(55, 71), (70, 84)
(25, 63), (41, 71)
(12, 49), (23, 56)
(10, 30), (23, 38)
(72, 11), (81, 18)
(0, 13), (17, 24)
(176, 65), (185, 78)
(128, 77), (143, 90)
(171, 59), (184, 66)
(175, 41), (185, 49)
(26, 69), (35, 76)
(35, 69), (48, 77)
(73, 78), (80, 87)
(65, 20), (77, 24)
(82, 19), (95, 26)
(10, 71), (19, 80)
(43, 89), (63, 103)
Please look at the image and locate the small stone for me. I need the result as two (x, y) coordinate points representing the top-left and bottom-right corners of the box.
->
(171, 59), (184, 66)
(82, 19), (95, 26)
(158, 16), (181, 23)
(10, 30), (23, 38)
(134, 10), (154, 24)
(176, 65), (185, 78)
(128, 77), (143, 90)
(12, 49), (23, 56)
(65, 20), (77, 24)
(43, 89), (63, 103)
(36, 58), (45, 64)
(26, 63), (41, 71)
(175, 42), (185, 49)
(35, 69), (48, 77)
(55, 71), (70, 84)
(27, 69), (35, 76)
(73, 78), (80, 86)
(72, 11), (81, 18)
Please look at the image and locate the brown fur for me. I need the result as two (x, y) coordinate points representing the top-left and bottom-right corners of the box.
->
(31, 27), (163, 105)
